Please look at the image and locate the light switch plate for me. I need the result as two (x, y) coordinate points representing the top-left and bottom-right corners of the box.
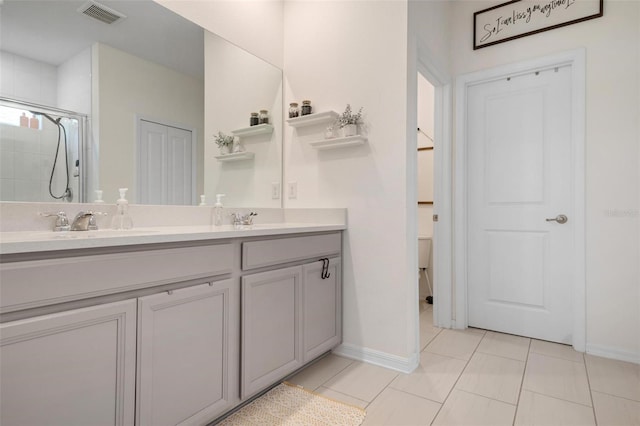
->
(271, 182), (280, 199)
(287, 182), (297, 199)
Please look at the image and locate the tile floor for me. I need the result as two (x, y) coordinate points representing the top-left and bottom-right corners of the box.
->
(288, 303), (640, 426)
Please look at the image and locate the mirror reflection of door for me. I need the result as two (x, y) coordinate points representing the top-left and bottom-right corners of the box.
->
(137, 119), (195, 205)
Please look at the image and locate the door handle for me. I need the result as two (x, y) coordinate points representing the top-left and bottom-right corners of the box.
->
(546, 214), (568, 224)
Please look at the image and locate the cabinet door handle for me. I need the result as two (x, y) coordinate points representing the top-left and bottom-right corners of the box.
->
(319, 258), (331, 279)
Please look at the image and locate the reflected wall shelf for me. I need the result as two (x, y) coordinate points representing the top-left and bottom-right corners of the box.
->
(215, 152), (255, 162)
(231, 124), (273, 137)
(308, 135), (367, 150)
(287, 111), (338, 128)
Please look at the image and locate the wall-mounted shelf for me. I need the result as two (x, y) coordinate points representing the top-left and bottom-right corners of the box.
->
(287, 111), (339, 128)
(231, 124), (273, 137)
(215, 152), (255, 162)
(308, 135), (367, 150)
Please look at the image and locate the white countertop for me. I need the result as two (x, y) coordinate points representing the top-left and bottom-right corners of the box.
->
(0, 223), (346, 255)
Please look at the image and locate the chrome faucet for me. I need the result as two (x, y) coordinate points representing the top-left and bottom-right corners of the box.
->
(230, 212), (257, 227)
(39, 211), (71, 232)
(71, 211), (107, 231)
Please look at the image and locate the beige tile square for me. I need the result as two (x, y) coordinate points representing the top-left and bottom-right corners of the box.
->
(315, 386), (368, 409)
(363, 388), (441, 426)
(420, 306), (434, 324)
(592, 391), (640, 426)
(424, 328), (485, 360)
(432, 389), (516, 426)
(530, 339), (584, 363)
(477, 331), (530, 361)
(420, 315), (442, 351)
(286, 354), (353, 391)
(323, 361), (398, 402)
(514, 390), (595, 426)
(389, 351), (467, 402)
(585, 354), (640, 401)
(455, 352), (525, 404)
(523, 353), (591, 406)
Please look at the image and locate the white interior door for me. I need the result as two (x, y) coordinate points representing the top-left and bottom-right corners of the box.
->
(138, 120), (194, 205)
(467, 65), (575, 344)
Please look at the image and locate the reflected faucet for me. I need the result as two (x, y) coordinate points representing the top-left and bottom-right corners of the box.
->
(71, 211), (107, 231)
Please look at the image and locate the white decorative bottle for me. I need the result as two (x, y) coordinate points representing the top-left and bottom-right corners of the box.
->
(111, 188), (133, 229)
(213, 194), (226, 226)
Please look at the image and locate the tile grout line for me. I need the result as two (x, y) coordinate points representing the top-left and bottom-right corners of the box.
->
(528, 349), (585, 364)
(368, 373), (399, 410)
(583, 352), (599, 425)
(589, 390), (640, 403)
(475, 348), (530, 363)
(308, 356), (356, 392)
(523, 389), (597, 408)
(428, 328), (487, 425)
(511, 338), (533, 425)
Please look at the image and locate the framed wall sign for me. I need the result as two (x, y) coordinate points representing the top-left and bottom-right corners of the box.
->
(474, 0), (603, 50)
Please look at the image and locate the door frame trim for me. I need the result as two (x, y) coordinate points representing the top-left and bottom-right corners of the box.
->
(417, 49), (454, 332)
(453, 49), (586, 351)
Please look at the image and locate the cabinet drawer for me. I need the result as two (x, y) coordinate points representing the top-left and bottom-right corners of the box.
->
(0, 244), (233, 313)
(242, 233), (341, 271)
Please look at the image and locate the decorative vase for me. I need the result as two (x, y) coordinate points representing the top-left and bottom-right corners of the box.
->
(219, 145), (231, 155)
(233, 139), (244, 153)
(324, 127), (336, 139)
(341, 123), (357, 137)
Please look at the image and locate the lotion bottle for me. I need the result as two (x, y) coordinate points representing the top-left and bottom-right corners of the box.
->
(214, 194), (225, 226)
(111, 188), (133, 229)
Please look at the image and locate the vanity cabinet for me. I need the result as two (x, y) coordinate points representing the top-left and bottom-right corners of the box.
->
(136, 280), (238, 426)
(241, 266), (303, 399)
(302, 257), (341, 362)
(0, 299), (137, 426)
(240, 232), (342, 399)
(0, 230), (342, 424)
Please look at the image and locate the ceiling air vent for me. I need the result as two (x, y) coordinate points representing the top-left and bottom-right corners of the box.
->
(77, 1), (126, 25)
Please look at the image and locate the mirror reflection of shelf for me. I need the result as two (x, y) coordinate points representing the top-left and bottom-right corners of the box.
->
(287, 111), (339, 128)
(231, 123), (274, 137)
(308, 135), (367, 150)
(215, 152), (255, 162)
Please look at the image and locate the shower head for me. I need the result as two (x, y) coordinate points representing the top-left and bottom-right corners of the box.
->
(29, 111), (60, 125)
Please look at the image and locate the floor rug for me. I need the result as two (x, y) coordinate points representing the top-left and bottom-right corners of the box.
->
(217, 382), (366, 426)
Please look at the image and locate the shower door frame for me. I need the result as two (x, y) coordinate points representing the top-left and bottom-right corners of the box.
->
(0, 97), (88, 203)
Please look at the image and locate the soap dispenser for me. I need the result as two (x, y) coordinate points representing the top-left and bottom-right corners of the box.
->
(214, 194), (225, 226)
(111, 188), (133, 230)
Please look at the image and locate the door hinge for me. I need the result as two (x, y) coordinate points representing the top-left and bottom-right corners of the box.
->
(433, 214), (439, 222)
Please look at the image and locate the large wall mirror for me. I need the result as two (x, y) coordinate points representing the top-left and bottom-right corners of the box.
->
(0, 0), (282, 207)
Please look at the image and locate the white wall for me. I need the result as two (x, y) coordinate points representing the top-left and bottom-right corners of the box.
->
(154, 0), (284, 69)
(449, 0), (640, 361)
(204, 32), (282, 208)
(57, 48), (91, 115)
(283, 1), (418, 367)
(95, 43), (204, 204)
(0, 51), (57, 106)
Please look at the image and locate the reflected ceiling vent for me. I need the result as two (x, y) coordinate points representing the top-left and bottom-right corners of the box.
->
(77, 1), (126, 25)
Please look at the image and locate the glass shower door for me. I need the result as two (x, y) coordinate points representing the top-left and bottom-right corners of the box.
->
(0, 99), (85, 203)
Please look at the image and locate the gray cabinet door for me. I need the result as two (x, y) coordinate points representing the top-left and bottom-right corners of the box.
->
(137, 280), (239, 426)
(0, 299), (137, 426)
(241, 266), (302, 399)
(302, 257), (342, 362)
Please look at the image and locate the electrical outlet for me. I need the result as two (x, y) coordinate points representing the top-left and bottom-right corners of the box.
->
(287, 182), (297, 199)
(271, 182), (280, 199)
